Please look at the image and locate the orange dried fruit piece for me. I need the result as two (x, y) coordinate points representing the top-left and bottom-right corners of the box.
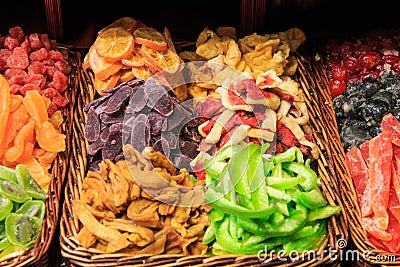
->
(119, 69), (136, 83)
(121, 48), (144, 67)
(131, 66), (152, 80)
(88, 46), (123, 80)
(94, 72), (121, 95)
(94, 27), (135, 61)
(36, 121), (66, 153)
(140, 45), (183, 74)
(133, 26), (168, 51)
(0, 74), (10, 146)
(98, 17), (138, 34)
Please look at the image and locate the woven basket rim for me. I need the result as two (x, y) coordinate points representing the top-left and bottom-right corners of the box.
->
(59, 47), (348, 267)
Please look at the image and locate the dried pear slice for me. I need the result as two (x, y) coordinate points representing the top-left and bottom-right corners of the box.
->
(15, 164), (47, 200)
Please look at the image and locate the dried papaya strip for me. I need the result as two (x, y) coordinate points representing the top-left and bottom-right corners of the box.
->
(15, 142), (35, 164)
(4, 118), (35, 163)
(0, 74), (10, 146)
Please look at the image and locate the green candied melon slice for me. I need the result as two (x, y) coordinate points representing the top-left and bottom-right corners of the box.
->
(0, 180), (30, 203)
(5, 213), (41, 247)
(15, 164), (47, 200)
(0, 195), (13, 221)
(0, 166), (18, 183)
(16, 200), (46, 221)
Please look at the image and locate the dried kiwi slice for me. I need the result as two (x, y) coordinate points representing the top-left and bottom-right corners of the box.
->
(5, 213), (41, 247)
(0, 237), (10, 251)
(0, 195), (13, 221)
(15, 164), (47, 200)
(0, 166), (18, 183)
(0, 180), (29, 203)
(16, 200), (46, 221)
(0, 220), (5, 240)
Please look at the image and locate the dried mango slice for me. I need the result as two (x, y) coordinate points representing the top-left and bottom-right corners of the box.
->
(9, 95), (23, 113)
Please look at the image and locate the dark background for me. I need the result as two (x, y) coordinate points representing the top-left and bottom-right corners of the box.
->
(2, 0), (400, 48)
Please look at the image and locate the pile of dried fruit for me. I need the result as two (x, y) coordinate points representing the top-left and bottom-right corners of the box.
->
(73, 144), (208, 255)
(83, 17), (186, 99)
(323, 29), (400, 97)
(0, 164), (47, 256)
(0, 26), (71, 116)
(0, 74), (65, 190)
(84, 78), (200, 172)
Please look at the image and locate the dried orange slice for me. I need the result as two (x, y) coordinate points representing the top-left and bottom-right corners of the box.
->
(89, 46), (123, 80)
(94, 27), (135, 61)
(140, 45), (183, 74)
(98, 17), (138, 34)
(94, 72), (121, 95)
(119, 68), (135, 83)
(121, 48), (144, 67)
(133, 26), (167, 51)
(131, 66), (152, 80)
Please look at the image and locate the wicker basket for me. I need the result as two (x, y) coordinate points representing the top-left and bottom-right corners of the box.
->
(306, 49), (400, 266)
(59, 48), (348, 267)
(0, 45), (78, 267)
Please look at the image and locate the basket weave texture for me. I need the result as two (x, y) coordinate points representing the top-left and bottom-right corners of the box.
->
(0, 45), (78, 267)
(59, 48), (348, 267)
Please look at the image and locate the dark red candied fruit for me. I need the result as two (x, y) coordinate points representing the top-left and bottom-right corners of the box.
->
(325, 57), (342, 70)
(343, 56), (360, 74)
(332, 65), (350, 81)
(329, 79), (346, 97)
(353, 43), (372, 57)
(347, 75), (359, 84)
(359, 51), (380, 69)
(382, 55), (400, 66)
(339, 42), (353, 58)
(392, 62), (400, 74)
(360, 71), (380, 80)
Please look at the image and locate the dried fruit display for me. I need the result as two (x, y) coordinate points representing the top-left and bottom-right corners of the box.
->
(0, 74), (65, 190)
(83, 17), (185, 99)
(0, 26), (71, 116)
(333, 70), (400, 151)
(83, 78), (200, 172)
(0, 164), (47, 256)
(323, 29), (400, 97)
(345, 113), (400, 253)
(73, 144), (209, 255)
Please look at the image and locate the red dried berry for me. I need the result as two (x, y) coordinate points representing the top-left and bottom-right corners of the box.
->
(332, 65), (350, 81)
(343, 56), (360, 74)
(359, 51), (380, 69)
(329, 79), (346, 97)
